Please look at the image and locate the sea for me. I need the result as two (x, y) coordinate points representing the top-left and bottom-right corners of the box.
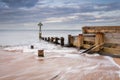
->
(0, 29), (82, 46)
(0, 29), (81, 52)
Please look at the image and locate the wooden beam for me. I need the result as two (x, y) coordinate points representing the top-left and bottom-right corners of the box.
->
(68, 35), (74, 46)
(94, 32), (104, 51)
(60, 37), (64, 46)
(38, 50), (44, 57)
(103, 47), (120, 54)
(54, 37), (59, 44)
(82, 26), (120, 34)
(77, 34), (84, 48)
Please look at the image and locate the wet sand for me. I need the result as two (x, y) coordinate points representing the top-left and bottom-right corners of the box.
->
(0, 49), (120, 80)
(114, 58), (120, 66)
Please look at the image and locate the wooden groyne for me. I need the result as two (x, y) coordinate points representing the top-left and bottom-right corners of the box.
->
(41, 37), (65, 46)
(40, 26), (120, 55)
(73, 26), (120, 55)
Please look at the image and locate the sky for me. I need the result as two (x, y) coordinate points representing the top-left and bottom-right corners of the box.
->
(0, 0), (120, 30)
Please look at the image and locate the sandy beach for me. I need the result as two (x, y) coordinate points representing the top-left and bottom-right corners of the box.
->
(0, 48), (120, 80)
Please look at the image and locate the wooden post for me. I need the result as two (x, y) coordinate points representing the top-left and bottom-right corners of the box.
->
(51, 37), (54, 43)
(39, 33), (42, 39)
(68, 35), (74, 46)
(45, 37), (47, 41)
(43, 37), (44, 40)
(30, 45), (34, 49)
(54, 37), (59, 44)
(48, 37), (50, 42)
(95, 32), (104, 51)
(77, 34), (84, 49)
(38, 50), (44, 57)
(60, 37), (64, 46)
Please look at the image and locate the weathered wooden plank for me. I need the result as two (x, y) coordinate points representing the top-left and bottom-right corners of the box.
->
(83, 44), (91, 49)
(73, 41), (78, 47)
(72, 37), (78, 47)
(83, 34), (95, 37)
(103, 47), (120, 54)
(105, 38), (120, 44)
(77, 34), (84, 48)
(104, 33), (120, 44)
(84, 36), (95, 42)
(105, 33), (120, 38)
(82, 26), (120, 34)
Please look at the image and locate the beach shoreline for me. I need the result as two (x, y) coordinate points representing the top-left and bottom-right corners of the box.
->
(0, 48), (120, 80)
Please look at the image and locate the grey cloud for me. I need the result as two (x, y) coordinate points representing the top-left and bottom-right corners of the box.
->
(0, 0), (39, 8)
(39, 2), (120, 17)
(77, 14), (120, 24)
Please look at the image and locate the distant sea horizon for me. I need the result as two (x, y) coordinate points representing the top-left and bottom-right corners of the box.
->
(0, 29), (82, 31)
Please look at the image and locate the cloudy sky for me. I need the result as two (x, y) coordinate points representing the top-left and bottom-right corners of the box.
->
(0, 0), (120, 30)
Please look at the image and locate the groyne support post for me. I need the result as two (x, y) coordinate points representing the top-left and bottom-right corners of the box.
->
(39, 33), (42, 39)
(48, 37), (50, 42)
(54, 37), (59, 44)
(51, 37), (54, 43)
(38, 50), (44, 57)
(77, 34), (84, 49)
(68, 35), (74, 47)
(94, 32), (104, 51)
(60, 37), (64, 46)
